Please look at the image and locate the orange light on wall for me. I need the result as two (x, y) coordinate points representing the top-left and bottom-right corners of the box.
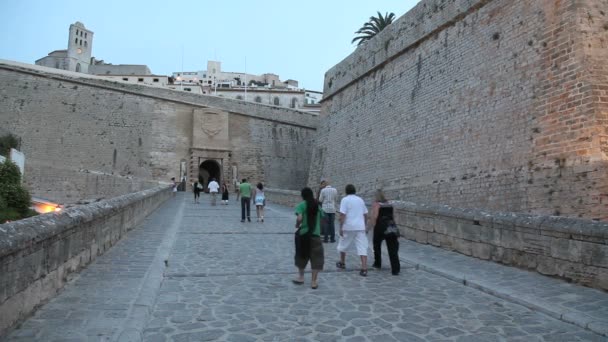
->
(32, 203), (62, 214)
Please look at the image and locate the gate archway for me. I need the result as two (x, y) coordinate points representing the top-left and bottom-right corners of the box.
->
(199, 160), (221, 188)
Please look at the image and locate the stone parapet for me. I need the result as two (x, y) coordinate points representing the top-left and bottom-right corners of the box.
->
(0, 185), (172, 336)
(391, 200), (608, 290)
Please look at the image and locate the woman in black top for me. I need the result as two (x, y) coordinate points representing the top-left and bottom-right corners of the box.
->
(193, 181), (201, 203)
(369, 190), (400, 275)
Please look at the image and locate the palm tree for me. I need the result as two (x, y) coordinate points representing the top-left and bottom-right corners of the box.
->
(352, 11), (396, 46)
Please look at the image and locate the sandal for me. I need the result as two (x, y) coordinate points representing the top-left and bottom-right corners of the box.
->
(359, 269), (368, 277)
(311, 282), (318, 290)
(336, 262), (346, 269)
(292, 279), (304, 285)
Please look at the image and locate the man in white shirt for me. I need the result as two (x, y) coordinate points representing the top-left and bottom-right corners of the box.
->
(319, 179), (338, 243)
(208, 178), (220, 206)
(336, 184), (369, 276)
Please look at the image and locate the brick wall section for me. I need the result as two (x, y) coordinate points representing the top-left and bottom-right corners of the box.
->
(392, 200), (608, 290)
(0, 61), (317, 203)
(528, 0), (608, 219)
(0, 185), (172, 336)
(312, 0), (608, 220)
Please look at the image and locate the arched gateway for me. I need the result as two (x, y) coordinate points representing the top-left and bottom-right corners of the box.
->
(199, 159), (221, 188)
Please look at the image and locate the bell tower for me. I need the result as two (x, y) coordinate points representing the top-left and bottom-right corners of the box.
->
(66, 22), (93, 73)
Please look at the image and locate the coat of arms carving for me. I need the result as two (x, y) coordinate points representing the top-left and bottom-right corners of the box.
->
(201, 111), (223, 137)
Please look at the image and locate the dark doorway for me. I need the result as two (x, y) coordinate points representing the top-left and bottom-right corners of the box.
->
(199, 160), (221, 189)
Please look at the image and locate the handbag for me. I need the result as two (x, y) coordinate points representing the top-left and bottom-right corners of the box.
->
(383, 217), (400, 237)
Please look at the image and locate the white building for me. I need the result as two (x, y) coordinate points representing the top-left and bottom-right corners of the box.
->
(305, 90), (323, 105)
(171, 61), (323, 109)
(102, 74), (169, 87)
(173, 61), (286, 89)
(214, 88), (306, 109)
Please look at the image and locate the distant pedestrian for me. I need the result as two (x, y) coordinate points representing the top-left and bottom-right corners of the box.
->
(221, 181), (230, 205)
(239, 178), (252, 222)
(253, 183), (266, 222)
(208, 178), (220, 206)
(369, 190), (400, 275)
(316, 179), (326, 202)
(336, 184), (369, 276)
(193, 181), (202, 203)
(319, 179), (338, 243)
(235, 180), (241, 202)
(293, 187), (324, 289)
(171, 177), (177, 197)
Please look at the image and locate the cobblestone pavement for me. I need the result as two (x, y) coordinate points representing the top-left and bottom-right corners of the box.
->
(5, 193), (607, 341)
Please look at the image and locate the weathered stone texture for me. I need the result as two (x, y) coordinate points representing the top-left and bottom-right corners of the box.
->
(312, 0), (608, 220)
(265, 188), (302, 208)
(0, 61), (317, 203)
(0, 185), (171, 336)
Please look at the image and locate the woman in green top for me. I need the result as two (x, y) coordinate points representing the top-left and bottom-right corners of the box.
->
(293, 187), (325, 289)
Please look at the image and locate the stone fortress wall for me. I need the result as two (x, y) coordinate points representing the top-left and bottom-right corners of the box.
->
(310, 0), (608, 221)
(0, 60), (318, 204)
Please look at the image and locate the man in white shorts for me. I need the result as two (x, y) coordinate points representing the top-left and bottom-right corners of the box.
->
(336, 184), (369, 276)
(208, 178), (220, 206)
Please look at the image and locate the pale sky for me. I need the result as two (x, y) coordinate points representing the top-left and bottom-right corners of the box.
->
(0, 0), (419, 91)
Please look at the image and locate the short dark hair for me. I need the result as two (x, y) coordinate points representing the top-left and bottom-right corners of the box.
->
(257, 183), (263, 190)
(242, 178), (247, 182)
(345, 184), (356, 195)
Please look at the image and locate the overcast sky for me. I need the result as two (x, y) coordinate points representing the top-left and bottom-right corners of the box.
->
(0, 0), (420, 91)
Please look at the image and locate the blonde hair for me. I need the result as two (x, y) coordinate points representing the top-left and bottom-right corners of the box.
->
(375, 189), (387, 203)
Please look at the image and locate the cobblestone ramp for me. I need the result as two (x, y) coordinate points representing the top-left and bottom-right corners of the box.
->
(5, 193), (606, 341)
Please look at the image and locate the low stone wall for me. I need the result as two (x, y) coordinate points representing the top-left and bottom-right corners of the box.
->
(393, 201), (608, 291)
(266, 188), (301, 208)
(0, 185), (172, 336)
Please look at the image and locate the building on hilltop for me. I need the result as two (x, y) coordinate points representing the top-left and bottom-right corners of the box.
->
(34, 23), (323, 110)
(99, 74), (170, 87)
(35, 22), (93, 73)
(89, 61), (151, 75)
(172, 60), (321, 111)
(35, 22), (154, 80)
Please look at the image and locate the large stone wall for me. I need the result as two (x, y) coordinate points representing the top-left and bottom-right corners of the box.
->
(312, 0), (608, 220)
(0, 61), (317, 204)
(0, 185), (171, 336)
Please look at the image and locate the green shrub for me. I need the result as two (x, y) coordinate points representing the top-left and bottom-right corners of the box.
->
(0, 183), (31, 216)
(0, 134), (19, 157)
(0, 159), (33, 223)
(0, 159), (21, 185)
(0, 193), (6, 210)
(0, 207), (21, 223)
